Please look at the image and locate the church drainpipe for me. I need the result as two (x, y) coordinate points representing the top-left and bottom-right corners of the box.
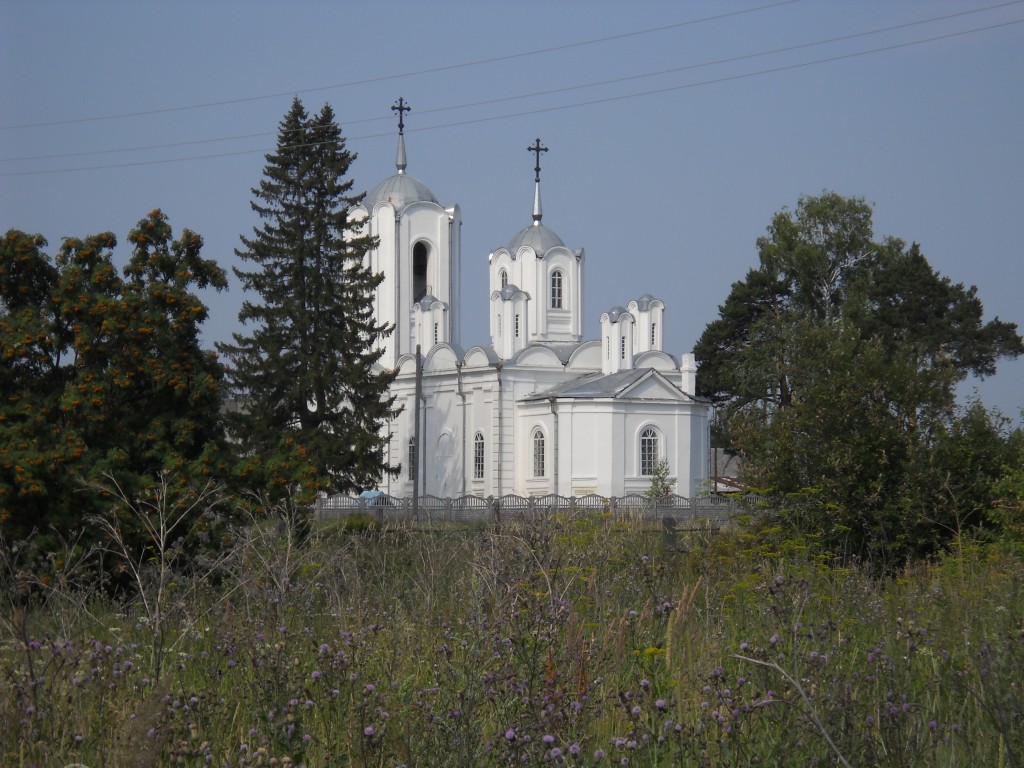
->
(549, 397), (559, 495)
(413, 344), (422, 518)
(457, 363), (467, 498)
(495, 363), (503, 497)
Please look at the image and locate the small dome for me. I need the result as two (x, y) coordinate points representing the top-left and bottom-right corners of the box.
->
(499, 283), (522, 301)
(415, 294), (438, 310)
(605, 305), (628, 323)
(633, 294), (657, 310)
(364, 172), (438, 211)
(508, 222), (564, 253)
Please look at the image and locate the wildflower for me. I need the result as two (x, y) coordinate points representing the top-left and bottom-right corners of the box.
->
(505, 728), (517, 741)
(551, 747), (562, 758)
(543, 734), (555, 745)
(311, 670), (322, 681)
(364, 725), (375, 737)
(594, 749), (606, 760)
(631, 705), (641, 717)
(569, 743), (580, 755)
(655, 699), (666, 710)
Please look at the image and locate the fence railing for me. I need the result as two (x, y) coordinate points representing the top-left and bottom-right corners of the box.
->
(315, 492), (765, 528)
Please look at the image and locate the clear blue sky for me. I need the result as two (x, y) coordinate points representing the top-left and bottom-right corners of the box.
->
(3, 0), (1022, 421)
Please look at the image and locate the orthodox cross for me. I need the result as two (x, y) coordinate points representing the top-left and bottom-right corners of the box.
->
(392, 97), (411, 136)
(528, 138), (548, 183)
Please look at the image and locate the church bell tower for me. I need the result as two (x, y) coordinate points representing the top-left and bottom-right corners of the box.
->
(355, 99), (461, 368)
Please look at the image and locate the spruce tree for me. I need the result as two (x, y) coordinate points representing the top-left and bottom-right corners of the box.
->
(219, 98), (397, 501)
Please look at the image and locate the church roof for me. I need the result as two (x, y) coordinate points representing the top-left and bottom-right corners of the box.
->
(363, 112), (439, 211)
(523, 368), (691, 401)
(364, 172), (439, 210)
(508, 221), (565, 252)
(506, 137), (566, 253)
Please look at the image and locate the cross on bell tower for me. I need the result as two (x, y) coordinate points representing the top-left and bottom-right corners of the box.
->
(391, 97), (411, 174)
(392, 97), (411, 135)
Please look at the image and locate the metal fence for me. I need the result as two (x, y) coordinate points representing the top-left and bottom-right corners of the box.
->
(315, 492), (764, 529)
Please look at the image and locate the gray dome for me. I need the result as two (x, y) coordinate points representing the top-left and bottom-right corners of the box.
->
(499, 283), (522, 301)
(364, 172), (438, 211)
(508, 222), (564, 253)
(605, 305), (627, 322)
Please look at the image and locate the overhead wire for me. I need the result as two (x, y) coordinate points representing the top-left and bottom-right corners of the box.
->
(0, 0), (798, 131)
(4, 0), (1021, 166)
(2, 11), (1022, 177)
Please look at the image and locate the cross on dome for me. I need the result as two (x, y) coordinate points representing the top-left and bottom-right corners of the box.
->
(527, 138), (548, 224)
(528, 138), (548, 183)
(391, 97), (411, 174)
(392, 97), (411, 136)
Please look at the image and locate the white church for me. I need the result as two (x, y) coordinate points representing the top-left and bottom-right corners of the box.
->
(355, 103), (711, 499)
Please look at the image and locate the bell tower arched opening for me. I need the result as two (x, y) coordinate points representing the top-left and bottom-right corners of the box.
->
(413, 241), (429, 302)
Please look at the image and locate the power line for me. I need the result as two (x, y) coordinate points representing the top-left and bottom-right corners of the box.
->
(3, 0), (1020, 165)
(2, 15), (1021, 178)
(0, 0), (798, 131)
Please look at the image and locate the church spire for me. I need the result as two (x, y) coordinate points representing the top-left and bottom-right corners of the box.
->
(527, 138), (548, 226)
(392, 97), (411, 175)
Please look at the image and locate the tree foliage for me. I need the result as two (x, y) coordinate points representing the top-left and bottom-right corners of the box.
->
(0, 211), (228, 553)
(218, 98), (398, 503)
(695, 192), (1023, 561)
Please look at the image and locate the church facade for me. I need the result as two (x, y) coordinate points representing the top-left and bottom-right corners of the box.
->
(354, 110), (710, 499)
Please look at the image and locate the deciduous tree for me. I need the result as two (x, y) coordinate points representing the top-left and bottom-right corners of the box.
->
(695, 192), (1023, 561)
(0, 212), (228, 556)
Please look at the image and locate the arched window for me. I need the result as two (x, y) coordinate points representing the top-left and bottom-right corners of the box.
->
(532, 429), (546, 478)
(550, 269), (563, 309)
(408, 437), (416, 481)
(640, 427), (659, 477)
(413, 242), (429, 303)
(474, 432), (485, 480)
(499, 269), (508, 288)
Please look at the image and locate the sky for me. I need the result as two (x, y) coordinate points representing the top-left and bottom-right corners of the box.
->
(2, 0), (1022, 422)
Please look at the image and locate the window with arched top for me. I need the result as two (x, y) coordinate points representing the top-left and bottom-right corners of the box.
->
(499, 269), (508, 288)
(408, 437), (416, 481)
(474, 432), (485, 479)
(532, 429), (546, 478)
(413, 242), (429, 303)
(550, 269), (563, 309)
(640, 427), (659, 477)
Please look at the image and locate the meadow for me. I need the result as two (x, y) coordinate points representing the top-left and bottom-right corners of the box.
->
(2, 509), (1021, 767)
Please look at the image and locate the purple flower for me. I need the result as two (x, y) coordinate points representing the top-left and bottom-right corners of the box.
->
(569, 743), (580, 755)
(311, 670), (322, 681)
(505, 728), (517, 741)
(631, 705), (641, 717)
(551, 747), (562, 758)
(655, 699), (666, 710)
(640, 678), (650, 690)
(594, 749), (606, 760)
(364, 725), (375, 737)
(543, 734), (555, 745)
(364, 683), (376, 693)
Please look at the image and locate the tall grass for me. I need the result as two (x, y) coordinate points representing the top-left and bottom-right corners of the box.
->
(1, 510), (1021, 767)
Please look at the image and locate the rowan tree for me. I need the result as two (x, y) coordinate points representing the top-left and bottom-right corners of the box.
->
(0, 211), (228, 555)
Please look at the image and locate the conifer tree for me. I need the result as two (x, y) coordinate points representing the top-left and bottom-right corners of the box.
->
(219, 98), (397, 501)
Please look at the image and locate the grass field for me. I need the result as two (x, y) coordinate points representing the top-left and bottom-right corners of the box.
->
(2, 511), (1021, 767)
